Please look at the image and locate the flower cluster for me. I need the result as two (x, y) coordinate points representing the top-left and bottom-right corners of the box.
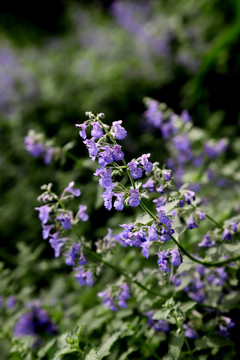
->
(98, 283), (130, 311)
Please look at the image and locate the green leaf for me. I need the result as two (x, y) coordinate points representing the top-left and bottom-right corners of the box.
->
(135, 213), (153, 226)
(98, 331), (122, 358)
(164, 198), (181, 213)
(168, 332), (184, 360)
(82, 346), (99, 360)
(221, 291), (240, 311)
(180, 301), (197, 313)
(37, 338), (56, 359)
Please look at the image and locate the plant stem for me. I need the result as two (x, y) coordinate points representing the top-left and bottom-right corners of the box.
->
(172, 312), (194, 360)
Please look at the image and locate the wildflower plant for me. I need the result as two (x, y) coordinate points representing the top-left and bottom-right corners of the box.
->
(4, 107), (240, 359)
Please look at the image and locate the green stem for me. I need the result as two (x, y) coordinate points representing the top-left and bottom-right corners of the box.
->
(172, 312), (194, 360)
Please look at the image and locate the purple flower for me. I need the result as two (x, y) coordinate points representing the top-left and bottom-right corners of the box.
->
(91, 122), (103, 138)
(79, 252), (88, 265)
(63, 181), (81, 197)
(98, 145), (114, 165)
(157, 251), (170, 273)
(49, 232), (66, 257)
(44, 147), (54, 165)
(141, 239), (152, 258)
(204, 139), (227, 158)
(158, 210), (170, 224)
(145, 312), (170, 332)
(24, 135), (44, 157)
(83, 138), (98, 160)
(75, 267), (93, 286)
(102, 189), (113, 210)
(75, 123), (87, 139)
(35, 205), (51, 225)
(148, 225), (158, 241)
(218, 316), (235, 338)
(65, 243), (80, 266)
(142, 178), (155, 192)
(114, 193), (124, 211)
(112, 145), (124, 161)
(98, 290), (118, 311)
(199, 234), (215, 248)
(42, 224), (54, 240)
(77, 205), (89, 221)
(172, 274), (181, 286)
(117, 284), (130, 308)
(112, 120), (127, 140)
(231, 221), (238, 233)
(129, 189), (140, 207)
(181, 110), (191, 123)
(178, 200), (185, 207)
(128, 161), (143, 179)
(95, 168), (113, 189)
(57, 214), (72, 230)
(140, 153), (153, 172)
(187, 215), (198, 230)
(144, 99), (162, 128)
(184, 191), (195, 204)
(197, 211), (206, 221)
(184, 327), (198, 339)
(222, 228), (232, 240)
(162, 170), (171, 181)
(170, 249), (181, 266)
(7, 295), (16, 309)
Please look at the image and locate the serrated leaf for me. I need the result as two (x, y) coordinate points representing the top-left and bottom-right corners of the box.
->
(168, 332), (184, 360)
(82, 346), (99, 360)
(135, 213), (153, 226)
(164, 198), (181, 213)
(98, 331), (122, 358)
(180, 301), (197, 313)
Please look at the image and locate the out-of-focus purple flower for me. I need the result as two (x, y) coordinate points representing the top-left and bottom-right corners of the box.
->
(24, 135), (44, 157)
(7, 295), (16, 309)
(157, 251), (170, 273)
(187, 215), (198, 230)
(217, 316), (235, 338)
(98, 290), (118, 311)
(75, 267), (93, 286)
(148, 225), (158, 241)
(162, 169), (171, 181)
(204, 139), (227, 158)
(112, 120), (127, 140)
(141, 239), (152, 258)
(79, 252), (88, 265)
(129, 189), (140, 207)
(181, 110), (191, 123)
(144, 99), (162, 128)
(49, 232), (66, 257)
(14, 306), (57, 338)
(42, 224), (54, 240)
(145, 311), (170, 332)
(172, 274), (181, 286)
(197, 211), (206, 221)
(57, 214), (72, 230)
(158, 210), (170, 224)
(222, 228), (232, 240)
(183, 326), (198, 339)
(63, 181), (81, 197)
(199, 234), (215, 248)
(35, 205), (51, 225)
(44, 147), (54, 165)
(77, 205), (89, 221)
(117, 284), (130, 308)
(65, 243), (81, 266)
(143, 178), (155, 192)
(231, 221), (238, 233)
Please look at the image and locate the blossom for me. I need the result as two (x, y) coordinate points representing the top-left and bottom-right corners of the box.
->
(140, 153), (153, 172)
(112, 145), (124, 161)
(91, 122), (103, 138)
(102, 189), (113, 210)
(198, 234), (215, 248)
(98, 290), (118, 311)
(63, 181), (81, 197)
(157, 251), (170, 273)
(170, 249), (181, 266)
(49, 232), (66, 257)
(42, 224), (54, 240)
(83, 138), (98, 160)
(75, 123), (87, 139)
(65, 243), (81, 266)
(77, 205), (89, 221)
(117, 284), (130, 308)
(158, 210), (170, 224)
(222, 228), (232, 240)
(35, 205), (51, 225)
(128, 161), (143, 179)
(112, 120), (127, 140)
(114, 193), (124, 211)
(187, 215), (198, 229)
(162, 169), (171, 181)
(75, 267), (93, 286)
(129, 189), (140, 207)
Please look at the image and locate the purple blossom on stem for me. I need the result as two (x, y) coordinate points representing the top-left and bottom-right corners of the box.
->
(157, 251), (170, 273)
(95, 168), (113, 189)
(117, 284), (130, 308)
(187, 215), (198, 229)
(24, 135), (44, 157)
(114, 193), (124, 211)
(75, 123), (87, 139)
(129, 189), (140, 207)
(222, 228), (232, 240)
(102, 189), (113, 210)
(162, 169), (171, 181)
(98, 290), (118, 312)
(77, 205), (89, 221)
(65, 243), (81, 266)
(83, 138), (98, 160)
(158, 210), (170, 224)
(112, 144), (124, 161)
(140, 153), (153, 172)
(144, 99), (162, 128)
(35, 205), (51, 225)
(63, 181), (81, 197)
(170, 249), (181, 266)
(49, 232), (66, 257)
(91, 122), (103, 138)
(128, 160), (143, 179)
(75, 267), (93, 286)
(198, 234), (215, 248)
(231, 221), (238, 233)
(142, 178), (155, 192)
(172, 274), (181, 286)
(112, 120), (127, 140)
(7, 295), (16, 309)
(42, 224), (54, 240)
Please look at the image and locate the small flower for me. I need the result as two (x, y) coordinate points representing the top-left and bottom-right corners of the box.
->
(64, 181), (81, 197)
(98, 290), (118, 311)
(42, 224), (54, 240)
(143, 178), (155, 192)
(102, 189), (113, 210)
(170, 249), (181, 266)
(128, 161), (143, 179)
(83, 138), (98, 160)
(172, 274), (181, 286)
(129, 189), (140, 207)
(158, 210), (170, 224)
(77, 205), (89, 221)
(112, 120), (127, 140)
(112, 145), (124, 161)
(117, 284), (130, 308)
(157, 251), (170, 273)
(199, 234), (215, 248)
(91, 122), (103, 138)
(114, 193), (124, 211)
(57, 214), (72, 230)
(222, 228), (232, 240)
(231, 221), (238, 233)
(35, 205), (51, 225)
(162, 170), (171, 181)
(140, 153), (153, 172)
(187, 215), (198, 229)
(65, 243), (81, 266)
(49, 232), (66, 257)
(7, 295), (16, 309)
(75, 123), (87, 139)
(197, 211), (206, 221)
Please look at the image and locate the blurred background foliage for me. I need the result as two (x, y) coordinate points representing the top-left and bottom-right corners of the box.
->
(0, 0), (240, 292)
